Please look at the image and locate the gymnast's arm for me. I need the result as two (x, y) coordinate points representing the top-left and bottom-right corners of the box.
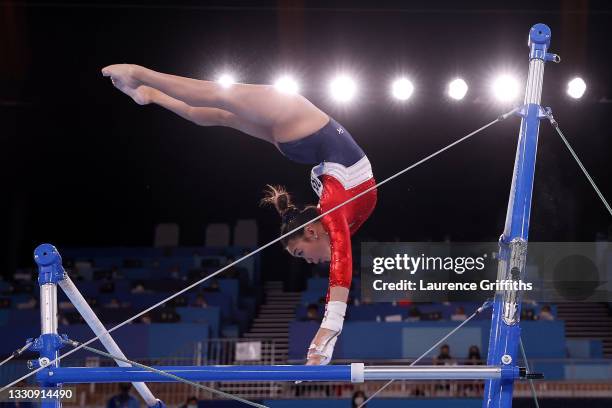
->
(306, 202), (352, 365)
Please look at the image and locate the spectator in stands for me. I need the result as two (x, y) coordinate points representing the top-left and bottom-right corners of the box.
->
(360, 296), (373, 305)
(170, 296), (188, 307)
(304, 304), (320, 321)
(179, 396), (199, 408)
(466, 345), (482, 365)
(16, 295), (37, 310)
(12, 269), (31, 282)
(451, 306), (467, 322)
(104, 298), (121, 309)
(538, 304), (554, 321)
(204, 280), (220, 292)
(405, 306), (421, 322)
(426, 311), (443, 321)
(463, 345), (483, 396)
(434, 344), (455, 365)
(451, 306), (467, 321)
(110, 266), (122, 279)
(131, 282), (146, 294)
(106, 383), (140, 408)
(194, 294), (208, 308)
(521, 308), (536, 321)
(351, 390), (367, 408)
(58, 299), (76, 311)
(139, 313), (152, 324)
(160, 308), (181, 323)
(169, 265), (181, 280)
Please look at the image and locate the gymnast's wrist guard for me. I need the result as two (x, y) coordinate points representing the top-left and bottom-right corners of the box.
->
(320, 301), (347, 333)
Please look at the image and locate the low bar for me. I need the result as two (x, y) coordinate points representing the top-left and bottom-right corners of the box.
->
(38, 364), (516, 384)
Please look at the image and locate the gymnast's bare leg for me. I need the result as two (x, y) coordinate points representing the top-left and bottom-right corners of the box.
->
(101, 64), (329, 144)
(117, 84), (274, 142)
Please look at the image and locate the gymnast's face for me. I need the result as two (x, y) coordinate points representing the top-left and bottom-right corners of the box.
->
(286, 223), (331, 264)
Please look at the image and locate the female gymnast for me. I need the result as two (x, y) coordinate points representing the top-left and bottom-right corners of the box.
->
(101, 64), (377, 365)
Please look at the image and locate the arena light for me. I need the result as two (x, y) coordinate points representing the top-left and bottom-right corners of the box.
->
(274, 75), (300, 94)
(567, 77), (586, 99)
(329, 75), (357, 102)
(217, 73), (236, 88)
(492, 75), (520, 102)
(448, 78), (468, 100)
(391, 78), (414, 101)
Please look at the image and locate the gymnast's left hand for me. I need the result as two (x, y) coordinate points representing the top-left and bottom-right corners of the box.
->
(306, 327), (340, 366)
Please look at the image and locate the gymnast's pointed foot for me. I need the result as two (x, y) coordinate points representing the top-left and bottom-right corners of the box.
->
(101, 64), (150, 104)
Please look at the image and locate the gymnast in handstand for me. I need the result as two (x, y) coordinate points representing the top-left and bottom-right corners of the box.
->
(101, 64), (377, 366)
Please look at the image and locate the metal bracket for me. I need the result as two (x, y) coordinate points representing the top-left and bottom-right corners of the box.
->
(501, 238), (528, 325)
(34, 244), (67, 285)
(29, 334), (66, 354)
(514, 105), (551, 120)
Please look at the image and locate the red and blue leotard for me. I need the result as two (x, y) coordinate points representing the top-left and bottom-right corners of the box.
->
(278, 117), (377, 294)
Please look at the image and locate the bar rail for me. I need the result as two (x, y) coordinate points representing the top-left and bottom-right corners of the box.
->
(37, 364), (516, 384)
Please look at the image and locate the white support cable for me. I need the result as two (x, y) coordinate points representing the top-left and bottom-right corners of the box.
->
(357, 300), (492, 407)
(61, 339), (268, 408)
(0, 109), (516, 394)
(545, 111), (612, 217)
(519, 337), (540, 408)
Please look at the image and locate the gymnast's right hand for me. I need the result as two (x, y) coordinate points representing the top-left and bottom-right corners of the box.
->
(306, 327), (340, 366)
(101, 64), (152, 105)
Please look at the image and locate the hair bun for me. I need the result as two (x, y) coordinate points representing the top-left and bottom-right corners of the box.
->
(260, 184), (296, 217)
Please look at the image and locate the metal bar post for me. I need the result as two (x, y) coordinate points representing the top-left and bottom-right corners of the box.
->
(33, 244), (65, 408)
(483, 23), (559, 408)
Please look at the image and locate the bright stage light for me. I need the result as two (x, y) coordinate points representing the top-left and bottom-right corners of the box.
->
(274, 76), (300, 94)
(329, 75), (357, 102)
(448, 78), (468, 100)
(217, 74), (236, 88)
(567, 77), (586, 99)
(391, 78), (414, 101)
(492, 75), (519, 102)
